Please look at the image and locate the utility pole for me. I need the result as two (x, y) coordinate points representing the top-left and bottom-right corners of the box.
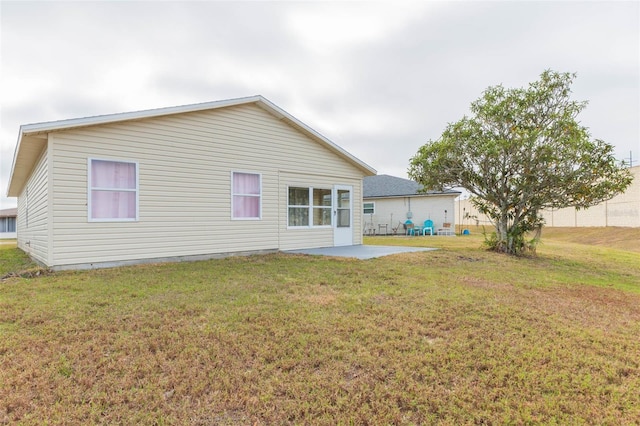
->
(625, 150), (635, 167)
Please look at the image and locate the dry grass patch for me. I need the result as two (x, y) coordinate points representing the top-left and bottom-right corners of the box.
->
(1, 231), (639, 424)
(541, 226), (640, 253)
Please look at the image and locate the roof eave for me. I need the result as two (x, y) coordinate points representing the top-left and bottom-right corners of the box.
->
(18, 95), (266, 136)
(6, 131), (48, 197)
(364, 192), (461, 199)
(6, 132), (23, 197)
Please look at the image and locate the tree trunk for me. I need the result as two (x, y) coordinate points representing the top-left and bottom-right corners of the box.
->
(496, 216), (510, 253)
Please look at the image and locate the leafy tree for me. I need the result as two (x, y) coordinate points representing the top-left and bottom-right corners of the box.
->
(408, 70), (633, 255)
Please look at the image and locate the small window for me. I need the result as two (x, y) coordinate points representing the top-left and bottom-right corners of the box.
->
(363, 202), (375, 215)
(232, 172), (261, 220)
(89, 159), (138, 221)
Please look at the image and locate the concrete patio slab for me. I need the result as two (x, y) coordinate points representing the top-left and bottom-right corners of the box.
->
(285, 245), (437, 260)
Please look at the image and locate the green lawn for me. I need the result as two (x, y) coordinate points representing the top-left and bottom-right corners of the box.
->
(1, 231), (639, 424)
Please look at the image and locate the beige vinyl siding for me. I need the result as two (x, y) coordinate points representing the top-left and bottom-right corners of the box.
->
(16, 146), (49, 265)
(49, 103), (365, 267)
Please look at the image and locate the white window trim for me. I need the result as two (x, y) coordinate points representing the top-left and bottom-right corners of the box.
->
(287, 186), (333, 229)
(231, 171), (262, 220)
(363, 201), (375, 215)
(88, 158), (139, 222)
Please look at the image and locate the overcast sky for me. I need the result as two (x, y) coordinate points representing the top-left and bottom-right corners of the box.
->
(1, 0), (638, 209)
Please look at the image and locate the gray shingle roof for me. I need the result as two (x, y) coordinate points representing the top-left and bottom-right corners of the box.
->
(363, 175), (460, 198)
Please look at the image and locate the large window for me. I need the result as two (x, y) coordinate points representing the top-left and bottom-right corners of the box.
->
(288, 187), (309, 226)
(232, 172), (261, 219)
(288, 187), (332, 227)
(89, 159), (138, 221)
(313, 188), (332, 226)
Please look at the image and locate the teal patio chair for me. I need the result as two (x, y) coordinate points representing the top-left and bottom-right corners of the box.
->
(404, 220), (416, 236)
(422, 219), (434, 236)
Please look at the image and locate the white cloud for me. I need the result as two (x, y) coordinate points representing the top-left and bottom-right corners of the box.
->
(285, 2), (432, 55)
(0, 0), (638, 208)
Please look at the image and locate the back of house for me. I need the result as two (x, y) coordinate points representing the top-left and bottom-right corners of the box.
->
(6, 96), (375, 269)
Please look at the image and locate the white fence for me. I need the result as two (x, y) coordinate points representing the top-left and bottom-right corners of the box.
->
(457, 166), (640, 228)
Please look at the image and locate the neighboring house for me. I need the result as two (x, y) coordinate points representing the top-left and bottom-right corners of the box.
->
(6, 96), (376, 270)
(363, 175), (461, 235)
(0, 208), (17, 239)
